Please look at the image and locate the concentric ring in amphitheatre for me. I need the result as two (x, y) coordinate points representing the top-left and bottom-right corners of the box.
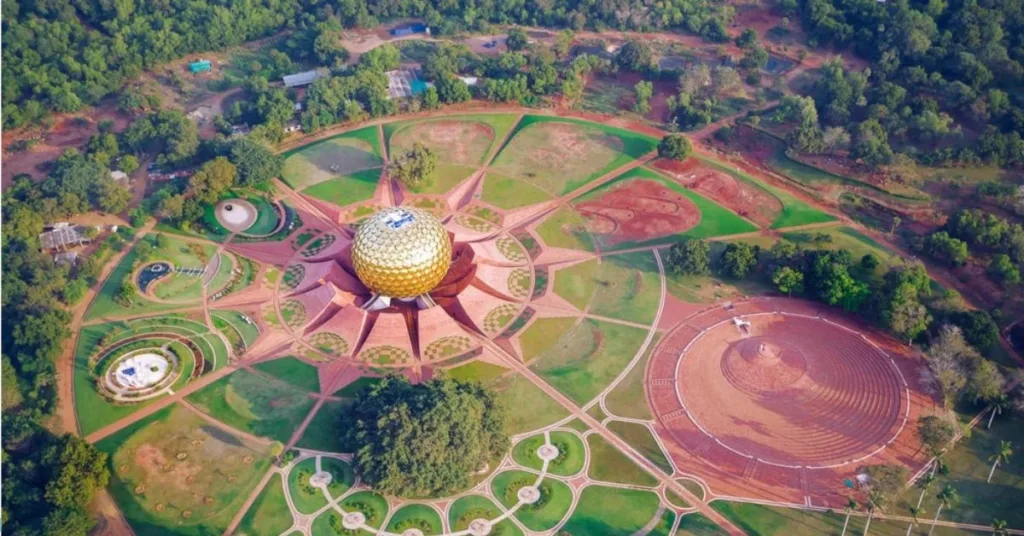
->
(666, 308), (908, 469)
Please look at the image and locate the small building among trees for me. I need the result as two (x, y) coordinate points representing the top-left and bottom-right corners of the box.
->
(38, 223), (95, 252)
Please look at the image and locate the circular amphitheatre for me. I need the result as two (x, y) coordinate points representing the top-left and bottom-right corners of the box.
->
(650, 301), (908, 469)
(214, 199), (258, 233)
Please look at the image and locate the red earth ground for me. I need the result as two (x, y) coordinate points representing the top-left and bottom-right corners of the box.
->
(575, 178), (701, 247)
(652, 157), (783, 227)
(646, 298), (939, 508)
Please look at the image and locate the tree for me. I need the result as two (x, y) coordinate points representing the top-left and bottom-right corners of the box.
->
(359, 44), (401, 71)
(720, 243), (759, 279)
(923, 231), (969, 266)
(987, 394), (1010, 429)
(822, 126), (851, 154)
(917, 415), (956, 455)
(772, 266), (804, 296)
(968, 360), (1005, 404)
(616, 40), (653, 72)
(988, 254), (1020, 286)
(229, 138), (282, 189)
(2, 355), (23, 410)
(950, 311), (999, 352)
(346, 376), (508, 497)
(735, 28), (758, 49)
(865, 464), (909, 508)
(40, 434), (110, 509)
(924, 325), (978, 408)
(840, 498), (859, 536)
(437, 76), (472, 104)
(187, 157), (237, 204)
(928, 485), (959, 535)
(665, 238), (710, 275)
(852, 119), (894, 168)
(658, 134), (692, 161)
(634, 81), (653, 115)
(987, 441), (1013, 483)
(95, 178), (131, 214)
(388, 143), (438, 188)
(421, 86), (440, 110)
(992, 519), (1009, 536)
(554, 29), (574, 58)
(506, 28), (529, 51)
(883, 283), (931, 343)
(119, 155), (140, 174)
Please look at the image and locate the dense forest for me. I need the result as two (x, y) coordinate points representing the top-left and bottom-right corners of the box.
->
(782, 0), (1024, 167)
(1, 0), (734, 129)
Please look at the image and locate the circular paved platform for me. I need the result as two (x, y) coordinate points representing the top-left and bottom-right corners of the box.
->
(650, 301), (909, 469)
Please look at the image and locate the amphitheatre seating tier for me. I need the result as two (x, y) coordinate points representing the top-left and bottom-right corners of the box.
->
(647, 300), (929, 506)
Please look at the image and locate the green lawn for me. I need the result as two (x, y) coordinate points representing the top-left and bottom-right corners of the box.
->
(560, 485), (661, 535)
(340, 491), (389, 528)
(444, 361), (509, 383)
(321, 457), (355, 498)
(74, 319), (208, 435)
(212, 310), (260, 347)
(253, 356), (321, 393)
(490, 373), (569, 435)
(402, 163), (477, 195)
(237, 474), (292, 536)
(384, 113), (520, 164)
(295, 400), (355, 453)
(186, 369), (314, 442)
(86, 234), (215, 321)
(281, 126), (383, 190)
(711, 502), (846, 536)
(586, 434), (658, 487)
(892, 416), (1024, 528)
(519, 317), (580, 362)
(491, 470), (573, 531)
(491, 115), (657, 196)
(481, 171), (554, 209)
(95, 404), (271, 536)
(578, 168), (758, 249)
(553, 259), (598, 310)
(206, 253), (235, 294)
(333, 376), (382, 397)
(677, 513), (729, 535)
(529, 319), (648, 405)
(604, 332), (661, 420)
(302, 168), (383, 207)
(589, 251), (661, 324)
(647, 508), (677, 536)
(694, 155), (836, 229)
(447, 495), (523, 535)
(245, 195), (282, 235)
(607, 420), (673, 475)
(287, 458), (327, 514)
(385, 503), (444, 534)
(782, 225), (901, 279)
(535, 205), (596, 252)
(512, 431), (586, 476)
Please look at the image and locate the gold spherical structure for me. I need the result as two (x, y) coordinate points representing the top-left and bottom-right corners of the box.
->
(351, 207), (452, 298)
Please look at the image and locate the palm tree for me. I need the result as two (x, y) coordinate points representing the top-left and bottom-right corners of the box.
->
(916, 472), (936, 509)
(988, 441), (1013, 483)
(862, 500), (876, 536)
(991, 518), (1009, 535)
(905, 506), (922, 536)
(927, 485), (958, 536)
(840, 498), (858, 536)
(988, 394), (1010, 428)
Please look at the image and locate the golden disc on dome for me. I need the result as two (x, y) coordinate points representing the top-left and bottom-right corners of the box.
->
(351, 207), (452, 298)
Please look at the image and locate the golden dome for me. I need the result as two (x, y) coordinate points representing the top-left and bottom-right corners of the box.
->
(351, 207), (452, 298)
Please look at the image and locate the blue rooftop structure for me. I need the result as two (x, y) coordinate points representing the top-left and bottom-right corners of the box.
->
(391, 23), (428, 37)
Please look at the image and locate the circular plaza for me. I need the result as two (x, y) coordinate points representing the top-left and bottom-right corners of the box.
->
(648, 299), (911, 469)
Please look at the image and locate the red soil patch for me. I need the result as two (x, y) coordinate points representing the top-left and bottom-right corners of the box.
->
(653, 158), (781, 227)
(575, 179), (701, 246)
(646, 298), (938, 506)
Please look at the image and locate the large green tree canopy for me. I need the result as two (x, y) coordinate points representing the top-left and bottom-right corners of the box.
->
(346, 376), (508, 497)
